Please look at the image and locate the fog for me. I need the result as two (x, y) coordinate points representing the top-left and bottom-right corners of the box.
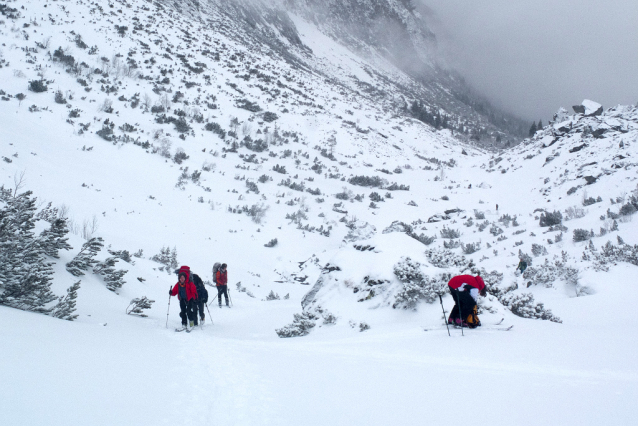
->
(420, 0), (638, 123)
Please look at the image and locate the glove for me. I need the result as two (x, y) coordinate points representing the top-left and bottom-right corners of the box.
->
(169, 289), (172, 296)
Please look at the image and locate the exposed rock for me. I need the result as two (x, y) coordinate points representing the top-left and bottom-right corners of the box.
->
(573, 100), (603, 116)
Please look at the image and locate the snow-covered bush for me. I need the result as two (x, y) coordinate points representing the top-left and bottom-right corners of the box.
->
(531, 243), (548, 257)
(440, 226), (460, 239)
(564, 206), (587, 221)
(425, 248), (475, 271)
(573, 228), (594, 242)
(489, 223), (504, 236)
(500, 293), (561, 323)
(0, 190), (56, 313)
(539, 210), (563, 227)
(50, 281), (81, 321)
(126, 296), (154, 317)
(150, 246), (178, 274)
(265, 290), (280, 301)
(66, 237), (104, 276)
(461, 242), (481, 254)
(275, 311), (318, 338)
(93, 256), (127, 292)
(392, 257), (448, 310)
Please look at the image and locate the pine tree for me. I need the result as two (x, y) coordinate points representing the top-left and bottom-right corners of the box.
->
(94, 256), (127, 292)
(0, 191), (57, 313)
(39, 218), (73, 258)
(537, 119), (543, 130)
(528, 121), (537, 137)
(50, 280), (81, 321)
(66, 237), (104, 276)
(126, 296), (154, 317)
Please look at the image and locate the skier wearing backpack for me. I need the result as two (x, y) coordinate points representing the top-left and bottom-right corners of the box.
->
(516, 258), (528, 275)
(169, 266), (199, 329)
(215, 263), (229, 307)
(447, 274), (486, 328)
(191, 273), (208, 324)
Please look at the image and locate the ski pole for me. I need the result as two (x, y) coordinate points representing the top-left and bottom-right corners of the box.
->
(166, 287), (172, 328)
(439, 294), (450, 337)
(228, 288), (233, 307)
(205, 302), (214, 325)
(458, 289), (464, 337)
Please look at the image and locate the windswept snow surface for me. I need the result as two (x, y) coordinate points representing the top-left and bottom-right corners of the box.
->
(0, 0), (637, 424)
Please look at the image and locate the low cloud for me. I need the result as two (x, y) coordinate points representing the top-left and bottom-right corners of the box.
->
(420, 0), (638, 122)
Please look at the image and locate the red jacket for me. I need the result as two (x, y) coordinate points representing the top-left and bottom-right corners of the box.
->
(448, 275), (485, 291)
(172, 266), (198, 301)
(216, 270), (227, 286)
(171, 281), (198, 301)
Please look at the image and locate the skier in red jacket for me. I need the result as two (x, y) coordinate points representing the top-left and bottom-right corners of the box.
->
(447, 274), (486, 328)
(215, 263), (229, 308)
(169, 266), (198, 329)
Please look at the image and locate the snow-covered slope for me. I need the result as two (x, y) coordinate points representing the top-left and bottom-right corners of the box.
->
(1, 0), (637, 424)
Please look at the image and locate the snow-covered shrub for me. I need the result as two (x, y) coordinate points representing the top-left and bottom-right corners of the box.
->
(265, 290), (280, 301)
(500, 293), (561, 323)
(264, 238), (278, 248)
(573, 228), (594, 242)
(150, 246), (178, 274)
(275, 311), (318, 338)
(425, 248), (475, 271)
(461, 242), (481, 254)
(539, 210), (563, 227)
(93, 256), (127, 292)
(39, 218), (73, 258)
(489, 223), (503, 236)
(50, 281), (81, 321)
(531, 243), (548, 257)
(582, 238), (638, 271)
(564, 206), (587, 221)
(359, 322), (370, 332)
(66, 237), (104, 276)
(392, 257), (448, 310)
(474, 210), (486, 220)
(28, 79), (48, 93)
(440, 226), (460, 239)
(0, 190), (57, 313)
(348, 175), (385, 188)
(443, 239), (460, 249)
(126, 296), (154, 317)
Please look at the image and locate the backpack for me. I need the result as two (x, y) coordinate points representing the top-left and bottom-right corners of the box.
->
(192, 273), (208, 303)
(212, 262), (221, 284)
(465, 305), (481, 329)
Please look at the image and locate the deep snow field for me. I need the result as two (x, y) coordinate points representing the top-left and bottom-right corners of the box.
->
(1, 0), (637, 425)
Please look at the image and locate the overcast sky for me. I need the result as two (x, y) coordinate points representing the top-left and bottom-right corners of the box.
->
(420, 0), (638, 123)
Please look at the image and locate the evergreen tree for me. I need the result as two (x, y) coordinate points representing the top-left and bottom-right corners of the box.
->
(537, 119), (543, 130)
(126, 296), (154, 317)
(94, 256), (127, 292)
(39, 218), (73, 258)
(50, 280), (80, 321)
(0, 191), (56, 313)
(528, 121), (537, 137)
(66, 237), (104, 276)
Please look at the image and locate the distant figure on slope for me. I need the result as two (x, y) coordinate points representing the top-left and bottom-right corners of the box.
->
(215, 263), (229, 308)
(169, 266), (198, 329)
(447, 274), (486, 328)
(191, 272), (208, 325)
(516, 258), (528, 275)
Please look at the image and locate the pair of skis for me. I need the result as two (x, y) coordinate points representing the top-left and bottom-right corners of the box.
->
(175, 322), (205, 333)
(423, 324), (513, 332)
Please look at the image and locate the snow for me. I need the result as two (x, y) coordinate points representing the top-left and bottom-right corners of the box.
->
(0, 0), (637, 425)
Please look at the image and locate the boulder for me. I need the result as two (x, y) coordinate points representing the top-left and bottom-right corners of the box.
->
(573, 100), (603, 116)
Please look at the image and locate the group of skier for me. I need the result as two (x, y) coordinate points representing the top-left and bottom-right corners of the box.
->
(168, 263), (229, 330)
(169, 260), (525, 331)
